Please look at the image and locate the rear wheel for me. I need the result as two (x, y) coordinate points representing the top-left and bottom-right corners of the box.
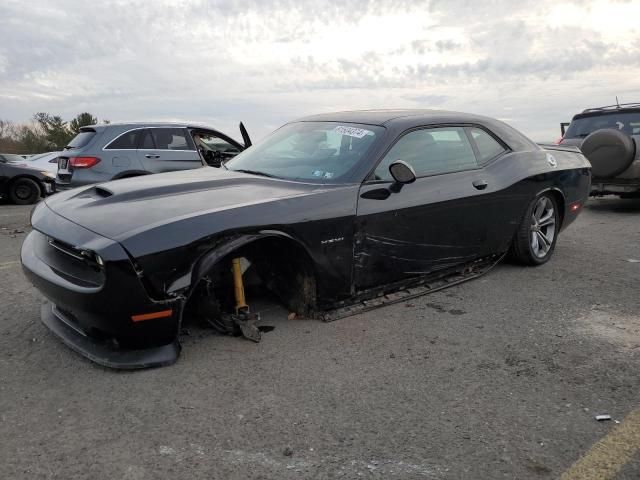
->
(511, 193), (559, 265)
(9, 178), (41, 205)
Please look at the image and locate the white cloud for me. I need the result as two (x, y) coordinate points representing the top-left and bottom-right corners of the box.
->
(0, 0), (638, 141)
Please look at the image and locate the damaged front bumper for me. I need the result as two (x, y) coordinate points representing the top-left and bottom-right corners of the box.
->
(21, 203), (183, 369)
(40, 302), (180, 369)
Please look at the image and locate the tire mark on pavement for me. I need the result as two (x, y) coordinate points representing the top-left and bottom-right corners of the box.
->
(0, 261), (20, 270)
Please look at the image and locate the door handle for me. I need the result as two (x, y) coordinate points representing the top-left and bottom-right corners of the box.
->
(145, 154), (160, 159)
(472, 179), (488, 190)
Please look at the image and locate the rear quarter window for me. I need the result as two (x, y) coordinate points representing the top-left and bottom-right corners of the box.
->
(105, 129), (142, 150)
(66, 129), (96, 149)
(469, 127), (506, 163)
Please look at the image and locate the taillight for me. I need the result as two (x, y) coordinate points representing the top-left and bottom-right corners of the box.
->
(69, 156), (100, 168)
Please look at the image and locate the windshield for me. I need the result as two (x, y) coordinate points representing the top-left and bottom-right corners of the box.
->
(564, 112), (640, 138)
(225, 121), (384, 182)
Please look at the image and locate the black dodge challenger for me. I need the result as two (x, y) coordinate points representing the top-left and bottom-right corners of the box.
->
(21, 110), (591, 369)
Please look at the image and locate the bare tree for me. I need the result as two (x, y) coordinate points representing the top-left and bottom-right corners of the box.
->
(0, 119), (16, 140)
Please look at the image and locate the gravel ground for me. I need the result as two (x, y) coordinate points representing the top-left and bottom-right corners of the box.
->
(0, 197), (639, 479)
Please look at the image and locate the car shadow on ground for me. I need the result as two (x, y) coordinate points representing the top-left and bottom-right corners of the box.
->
(585, 197), (640, 213)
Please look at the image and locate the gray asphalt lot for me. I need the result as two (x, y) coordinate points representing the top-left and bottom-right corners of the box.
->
(0, 197), (639, 479)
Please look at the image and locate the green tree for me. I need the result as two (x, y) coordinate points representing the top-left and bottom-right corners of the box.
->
(34, 112), (74, 150)
(69, 112), (98, 133)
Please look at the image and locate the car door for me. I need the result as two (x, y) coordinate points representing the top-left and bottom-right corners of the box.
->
(354, 125), (497, 290)
(137, 128), (202, 173)
(190, 129), (244, 167)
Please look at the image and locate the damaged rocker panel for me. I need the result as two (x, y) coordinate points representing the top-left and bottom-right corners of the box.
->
(322, 253), (504, 322)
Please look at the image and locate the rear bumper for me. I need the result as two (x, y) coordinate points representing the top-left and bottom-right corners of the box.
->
(56, 169), (107, 190)
(55, 178), (94, 191)
(559, 167), (591, 231)
(590, 180), (640, 196)
(21, 203), (183, 369)
(41, 302), (180, 369)
(54, 182), (74, 191)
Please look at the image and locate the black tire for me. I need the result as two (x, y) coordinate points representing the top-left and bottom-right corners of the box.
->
(581, 128), (636, 177)
(9, 177), (41, 205)
(511, 192), (559, 266)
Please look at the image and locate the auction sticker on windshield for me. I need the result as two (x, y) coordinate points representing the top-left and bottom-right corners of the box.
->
(334, 126), (372, 138)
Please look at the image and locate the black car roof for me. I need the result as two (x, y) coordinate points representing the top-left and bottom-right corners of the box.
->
(295, 109), (537, 152)
(296, 109), (500, 128)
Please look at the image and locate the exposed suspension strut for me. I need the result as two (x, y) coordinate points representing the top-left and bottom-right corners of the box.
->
(229, 257), (261, 342)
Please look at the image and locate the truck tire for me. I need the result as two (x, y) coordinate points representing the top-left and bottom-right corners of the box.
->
(9, 177), (41, 205)
(581, 128), (636, 177)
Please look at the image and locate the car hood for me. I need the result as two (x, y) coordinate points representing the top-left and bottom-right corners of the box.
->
(5, 163), (50, 178)
(44, 167), (333, 243)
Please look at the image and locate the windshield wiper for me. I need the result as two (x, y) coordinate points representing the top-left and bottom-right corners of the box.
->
(232, 169), (277, 178)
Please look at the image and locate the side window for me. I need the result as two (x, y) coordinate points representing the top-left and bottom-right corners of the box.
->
(151, 128), (193, 150)
(105, 129), (142, 150)
(469, 127), (506, 163)
(374, 127), (477, 180)
(140, 129), (155, 149)
(194, 133), (238, 154)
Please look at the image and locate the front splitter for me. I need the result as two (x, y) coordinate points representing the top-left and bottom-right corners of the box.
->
(41, 302), (180, 370)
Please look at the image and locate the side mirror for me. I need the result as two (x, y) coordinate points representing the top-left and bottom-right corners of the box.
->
(389, 160), (416, 184)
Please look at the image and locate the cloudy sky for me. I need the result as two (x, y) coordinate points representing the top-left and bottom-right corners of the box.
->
(1, 0), (639, 142)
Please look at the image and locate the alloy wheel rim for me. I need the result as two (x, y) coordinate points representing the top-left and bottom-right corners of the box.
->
(16, 186), (31, 199)
(530, 196), (556, 258)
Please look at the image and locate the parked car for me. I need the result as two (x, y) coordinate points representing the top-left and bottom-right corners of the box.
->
(22, 110), (591, 369)
(24, 151), (60, 174)
(56, 122), (251, 189)
(559, 103), (640, 197)
(0, 153), (55, 204)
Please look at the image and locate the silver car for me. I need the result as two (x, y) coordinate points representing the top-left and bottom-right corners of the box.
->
(56, 122), (251, 189)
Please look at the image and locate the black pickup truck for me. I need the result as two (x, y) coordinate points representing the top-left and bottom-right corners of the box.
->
(560, 103), (640, 197)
